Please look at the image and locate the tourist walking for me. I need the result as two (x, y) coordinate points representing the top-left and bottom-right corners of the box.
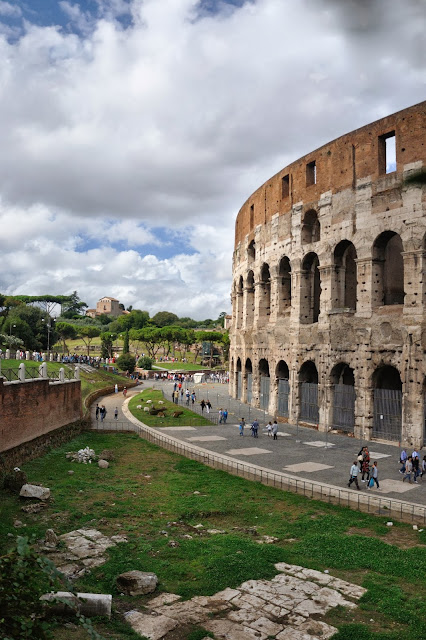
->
(367, 461), (379, 489)
(361, 447), (370, 483)
(272, 420), (278, 440)
(114, 407), (118, 420)
(402, 456), (413, 483)
(348, 461), (360, 490)
(100, 405), (107, 422)
(399, 448), (408, 473)
(267, 421), (273, 437)
(251, 419), (259, 438)
(222, 409), (228, 424)
(123, 387), (127, 397)
(95, 404), (100, 421)
(218, 408), (223, 424)
(206, 400), (212, 414)
(200, 399), (206, 413)
(239, 418), (245, 436)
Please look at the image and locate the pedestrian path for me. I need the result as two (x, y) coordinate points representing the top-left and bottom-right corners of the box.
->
(90, 382), (426, 522)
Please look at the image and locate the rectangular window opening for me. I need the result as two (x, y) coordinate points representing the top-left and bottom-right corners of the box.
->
(282, 174), (290, 198)
(250, 204), (254, 229)
(306, 160), (316, 186)
(378, 131), (396, 175)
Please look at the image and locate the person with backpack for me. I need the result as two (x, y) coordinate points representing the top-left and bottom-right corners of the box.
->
(222, 409), (228, 424)
(239, 418), (245, 436)
(251, 419), (259, 438)
(403, 456), (413, 484)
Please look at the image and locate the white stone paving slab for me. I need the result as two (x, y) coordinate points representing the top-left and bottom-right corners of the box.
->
(371, 478), (420, 494)
(367, 451), (392, 459)
(186, 435), (227, 442)
(225, 447), (273, 456)
(283, 462), (334, 473)
(303, 440), (336, 448)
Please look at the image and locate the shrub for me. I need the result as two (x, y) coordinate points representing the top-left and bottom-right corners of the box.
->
(116, 353), (136, 373)
(137, 355), (153, 370)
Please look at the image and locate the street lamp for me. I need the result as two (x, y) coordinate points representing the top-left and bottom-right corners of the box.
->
(9, 323), (16, 351)
(42, 318), (56, 356)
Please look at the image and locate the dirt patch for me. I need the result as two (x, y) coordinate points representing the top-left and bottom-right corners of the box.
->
(346, 526), (425, 549)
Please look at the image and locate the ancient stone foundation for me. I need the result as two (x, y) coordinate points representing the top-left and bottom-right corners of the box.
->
(230, 101), (426, 447)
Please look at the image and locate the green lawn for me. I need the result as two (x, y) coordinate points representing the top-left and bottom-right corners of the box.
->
(1, 431), (425, 640)
(128, 388), (212, 427)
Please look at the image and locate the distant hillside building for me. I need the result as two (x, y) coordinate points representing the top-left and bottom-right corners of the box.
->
(86, 296), (124, 318)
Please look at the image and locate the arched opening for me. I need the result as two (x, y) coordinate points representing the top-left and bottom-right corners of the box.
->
(248, 240), (255, 262)
(276, 360), (290, 418)
(235, 276), (244, 328)
(333, 241), (357, 310)
(278, 256), (292, 313)
(331, 362), (355, 432)
(301, 253), (321, 323)
(372, 231), (404, 306)
(299, 361), (319, 423)
(259, 263), (271, 320)
(245, 270), (255, 327)
(372, 365), (402, 441)
(236, 358), (242, 399)
(301, 209), (320, 244)
(259, 358), (270, 411)
(245, 358), (253, 403)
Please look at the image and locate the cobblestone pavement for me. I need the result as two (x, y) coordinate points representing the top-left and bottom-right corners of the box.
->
(93, 381), (425, 508)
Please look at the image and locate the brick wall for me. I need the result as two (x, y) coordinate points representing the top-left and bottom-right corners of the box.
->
(0, 378), (82, 454)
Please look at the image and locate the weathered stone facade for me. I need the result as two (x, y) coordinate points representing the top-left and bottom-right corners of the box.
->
(230, 101), (426, 447)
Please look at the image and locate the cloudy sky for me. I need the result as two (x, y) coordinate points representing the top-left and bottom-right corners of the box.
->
(0, 0), (424, 319)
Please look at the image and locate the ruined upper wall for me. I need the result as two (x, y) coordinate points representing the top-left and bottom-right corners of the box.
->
(234, 101), (426, 246)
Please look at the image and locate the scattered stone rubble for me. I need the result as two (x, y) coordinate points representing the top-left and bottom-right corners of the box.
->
(66, 447), (97, 464)
(39, 528), (128, 579)
(20, 484), (51, 500)
(125, 562), (366, 640)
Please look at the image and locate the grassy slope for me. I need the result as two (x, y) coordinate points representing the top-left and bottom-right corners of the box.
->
(128, 389), (213, 427)
(1, 431), (425, 640)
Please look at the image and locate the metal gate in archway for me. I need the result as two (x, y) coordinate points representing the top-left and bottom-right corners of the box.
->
(236, 372), (242, 399)
(246, 373), (252, 403)
(332, 384), (355, 432)
(260, 375), (270, 411)
(373, 388), (402, 441)
(300, 382), (319, 423)
(277, 379), (290, 417)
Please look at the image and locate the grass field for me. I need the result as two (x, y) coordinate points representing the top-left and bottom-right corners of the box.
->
(1, 430), (425, 640)
(128, 389), (213, 427)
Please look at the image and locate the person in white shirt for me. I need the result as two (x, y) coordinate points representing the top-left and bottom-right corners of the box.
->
(348, 461), (360, 490)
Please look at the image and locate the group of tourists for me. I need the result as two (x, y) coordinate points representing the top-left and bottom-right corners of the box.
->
(399, 448), (426, 483)
(237, 418), (279, 438)
(348, 447), (380, 490)
(95, 404), (107, 422)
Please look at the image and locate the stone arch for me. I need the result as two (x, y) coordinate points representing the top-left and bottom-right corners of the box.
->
(248, 239), (255, 262)
(332, 240), (357, 310)
(259, 263), (271, 320)
(300, 252), (321, 323)
(372, 231), (404, 306)
(245, 270), (255, 327)
(278, 256), (292, 313)
(330, 362), (355, 432)
(276, 360), (290, 418)
(372, 364), (402, 441)
(301, 209), (320, 244)
(259, 358), (270, 411)
(245, 358), (253, 403)
(299, 360), (319, 423)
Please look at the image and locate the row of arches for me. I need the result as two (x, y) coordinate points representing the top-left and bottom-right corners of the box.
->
(235, 230), (406, 325)
(233, 357), (406, 442)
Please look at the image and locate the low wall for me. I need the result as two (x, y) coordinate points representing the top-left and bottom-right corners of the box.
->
(0, 377), (82, 454)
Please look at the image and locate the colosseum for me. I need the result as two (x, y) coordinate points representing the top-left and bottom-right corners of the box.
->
(229, 101), (426, 448)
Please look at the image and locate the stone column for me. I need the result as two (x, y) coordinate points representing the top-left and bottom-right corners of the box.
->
(317, 264), (333, 319)
(269, 275), (281, 324)
(269, 376), (279, 417)
(5, 349), (10, 360)
(354, 258), (374, 317)
(74, 365), (80, 380)
(321, 381), (334, 433)
(25, 351), (30, 360)
(59, 367), (65, 383)
(288, 366), (299, 425)
(38, 362), (48, 379)
(402, 249), (423, 316)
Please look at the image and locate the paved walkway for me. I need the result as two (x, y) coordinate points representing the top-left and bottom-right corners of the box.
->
(91, 381), (425, 510)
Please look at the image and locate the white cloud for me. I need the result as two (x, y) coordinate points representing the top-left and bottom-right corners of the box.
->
(0, 0), (424, 318)
(0, 2), (21, 18)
